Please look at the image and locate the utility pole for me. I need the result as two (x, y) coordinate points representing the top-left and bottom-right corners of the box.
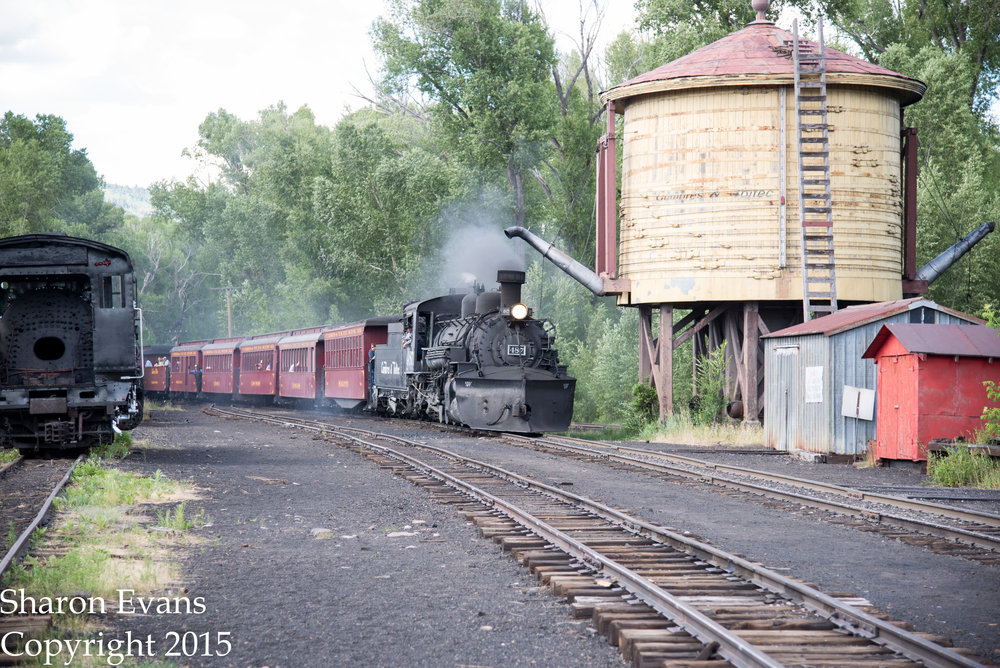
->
(209, 284), (233, 337)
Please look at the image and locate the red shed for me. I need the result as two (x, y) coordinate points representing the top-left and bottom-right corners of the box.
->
(862, 323), (1000, 461)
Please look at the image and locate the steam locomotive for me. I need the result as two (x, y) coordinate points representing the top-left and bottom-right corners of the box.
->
(149, 269), (576, 434)
(0, 234), (144, 454)
(371, 270), (575, 432)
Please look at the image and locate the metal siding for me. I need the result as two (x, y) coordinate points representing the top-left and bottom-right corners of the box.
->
(797, 336), (829, 452)
(764, 339), (791, 448)
(764, 306), (982, 455)
(829, 323), (881, 455)
(764, 337), (806, 451)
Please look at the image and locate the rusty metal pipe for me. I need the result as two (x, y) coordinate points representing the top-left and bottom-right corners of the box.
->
(504, 226), (606, 296)
(915, 221), (995, 284)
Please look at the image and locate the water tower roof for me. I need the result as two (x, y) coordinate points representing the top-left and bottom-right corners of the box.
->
(603, 21), (925, 106)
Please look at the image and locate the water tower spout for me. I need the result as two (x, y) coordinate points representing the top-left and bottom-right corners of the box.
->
(914, 221), (995, 284)
(504, 226), (607, 296)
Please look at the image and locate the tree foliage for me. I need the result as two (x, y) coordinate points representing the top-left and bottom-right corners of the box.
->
(798, 0), (999, 111)
(314, 110), (460, 315)
(374, 0), (557, 228)
(0, 112), (121, 236)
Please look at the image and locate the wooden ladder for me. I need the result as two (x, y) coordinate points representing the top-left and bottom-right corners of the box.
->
(792, 18), (837, 321)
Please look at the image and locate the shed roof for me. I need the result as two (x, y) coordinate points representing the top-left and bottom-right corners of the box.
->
(602, 20), (925, 105)
(763, 298), (982, 338)
(863, 323), (1000, 359)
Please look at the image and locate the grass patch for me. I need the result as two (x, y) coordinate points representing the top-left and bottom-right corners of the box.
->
(144, 399), (183, 412)
(571, 410), (765, 447)
(650, 412), (765, 447)
(927, 446), (1000, 489)
(1, 448), (18, 464)
(155, 502), (208, 532)
(90, 432), (134, 460)
(1, 456), (204, 664)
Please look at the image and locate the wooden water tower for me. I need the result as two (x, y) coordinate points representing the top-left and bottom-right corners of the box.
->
(593, 2), (926, 421)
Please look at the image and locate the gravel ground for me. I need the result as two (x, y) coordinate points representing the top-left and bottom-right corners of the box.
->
(111, 409), (627, 668)
(335, 414), (1000, 664)
(115, 408), (1000, 666)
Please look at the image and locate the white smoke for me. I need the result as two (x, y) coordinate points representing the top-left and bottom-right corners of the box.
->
(438, 220), (526, 291)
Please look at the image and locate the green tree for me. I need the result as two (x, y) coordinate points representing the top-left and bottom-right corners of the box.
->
(0, 112), (120, 236)
(314, 110), (459, 316)
(801, 0), (999, 112)
(153, 104), (340, 334)
(373, 0), (557, 228)
(877, 44), (1000, 315)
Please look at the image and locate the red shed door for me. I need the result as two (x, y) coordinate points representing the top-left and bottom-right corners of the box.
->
(877, 355), (918, 460)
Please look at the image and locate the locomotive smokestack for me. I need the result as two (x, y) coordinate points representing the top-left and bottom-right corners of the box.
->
(497, 269), (525, 310)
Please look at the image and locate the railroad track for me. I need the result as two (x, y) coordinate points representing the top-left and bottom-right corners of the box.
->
(0, 455), (81, 643)
(502, 433), (1000, 566)
(207, 406), (985, 667)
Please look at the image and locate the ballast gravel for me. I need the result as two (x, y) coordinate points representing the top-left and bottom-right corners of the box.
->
(115, 409), (626, 668)
(322, 414), (1000, 664)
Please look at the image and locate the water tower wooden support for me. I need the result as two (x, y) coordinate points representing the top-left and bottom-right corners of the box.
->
(636, 302), (775, 423)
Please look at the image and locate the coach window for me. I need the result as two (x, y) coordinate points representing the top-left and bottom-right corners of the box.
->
(102, 275), (124, 308)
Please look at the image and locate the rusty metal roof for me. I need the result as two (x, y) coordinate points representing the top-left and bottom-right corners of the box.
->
(863, 323), (1000, 359)
(603, 20), (925, 105)
(764, 299), (982, 338)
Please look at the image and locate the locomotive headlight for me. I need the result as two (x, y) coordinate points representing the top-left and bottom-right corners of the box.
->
(510, 303), (529, 320)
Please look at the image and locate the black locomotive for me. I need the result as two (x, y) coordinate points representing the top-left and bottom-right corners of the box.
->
(371, 270), (575, 432)
(0, 234), (143, 453)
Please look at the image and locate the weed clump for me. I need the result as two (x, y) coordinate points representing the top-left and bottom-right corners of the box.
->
(928, 446), (1000, 489)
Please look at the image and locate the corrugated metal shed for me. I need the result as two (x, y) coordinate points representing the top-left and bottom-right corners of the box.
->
(762, 299), (984, 456)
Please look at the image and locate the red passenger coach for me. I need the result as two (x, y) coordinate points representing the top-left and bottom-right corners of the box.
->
(170, 342), (206, 394)
(278, 332), (323, 401)
(202, 339), (243, 397)
(238, 335), (281, 398)
(324, 318), (391, 408)
(142, 344), (173, 394)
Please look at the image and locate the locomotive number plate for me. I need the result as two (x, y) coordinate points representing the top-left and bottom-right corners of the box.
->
(507, 344), (527, 356)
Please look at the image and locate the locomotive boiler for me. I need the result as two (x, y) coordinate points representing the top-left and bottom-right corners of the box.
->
(370, 270), (575, 432)
(0, 234), (143, 454)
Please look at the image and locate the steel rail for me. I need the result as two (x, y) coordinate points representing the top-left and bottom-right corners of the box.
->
(0, 455), (82, 579)
(516, 435), (1000, 552)
(0, 454), (23, 477)
(209, 406), (983, 668)
(565, 435), (1000, 525)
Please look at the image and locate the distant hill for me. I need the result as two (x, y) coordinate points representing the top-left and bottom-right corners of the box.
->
(104, 184), (153, 218)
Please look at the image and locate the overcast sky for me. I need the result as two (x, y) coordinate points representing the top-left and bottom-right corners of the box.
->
(2, 0), (637, 188)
